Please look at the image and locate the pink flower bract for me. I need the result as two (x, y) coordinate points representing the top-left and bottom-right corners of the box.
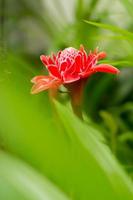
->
(31, 45), (120, 94)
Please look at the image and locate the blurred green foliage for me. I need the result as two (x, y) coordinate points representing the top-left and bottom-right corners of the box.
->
(0, 0), (133, 199)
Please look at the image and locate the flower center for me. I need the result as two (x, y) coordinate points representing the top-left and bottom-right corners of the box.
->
(58, 47), (78, 63)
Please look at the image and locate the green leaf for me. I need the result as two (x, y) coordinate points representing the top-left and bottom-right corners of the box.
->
(75, 0), (84, 19)
(55, 101), (133, 200)
(84, 20), (133, 40)
(118, 132), (133, 143)
(0, 54), (133, 200)
(0, 151), (69, 200)
(99, 111), (118, 153)
(120, 0), (133, 18)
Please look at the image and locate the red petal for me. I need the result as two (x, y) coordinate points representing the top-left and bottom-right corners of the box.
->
(97, 52), (106, 60)
(86, 54), (96, 67)
(75, 54), (82, 66)
(66, 58), (72, 67)
(52, 53), (56, 62)
(66, 62), (76, 74)
(80, 71), (94, 78)
(31, 82), (51, 94)
(83, 51), (87, 65)
(47, 65), (61, 79)
(92, 64), (120, 74)
(84, 55), (97, 72)
(75, 55), (82, 72)
(79, 47), (87, 67)
(40, 55), (48, 66)
(48, 56), (54, 64)
(56, 51), (62, 65)
(57, 50), (62, 58)
(59, 61), (68, 71)
(31, 75), (52, 84)
(31, 78), (61, 94)
(63, 74), (80, 83)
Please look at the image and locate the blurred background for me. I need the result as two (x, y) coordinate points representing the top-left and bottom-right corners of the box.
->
(0, 0), (133, 199)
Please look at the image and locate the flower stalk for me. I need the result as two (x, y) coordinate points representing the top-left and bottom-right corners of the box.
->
(65, 79), (87, 119)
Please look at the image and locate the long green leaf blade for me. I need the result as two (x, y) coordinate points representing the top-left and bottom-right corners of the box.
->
(0, 151), (69, 200)
(84, 20), (133, 40)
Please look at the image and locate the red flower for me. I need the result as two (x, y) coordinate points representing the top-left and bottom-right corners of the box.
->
(31, 45), (120, 94)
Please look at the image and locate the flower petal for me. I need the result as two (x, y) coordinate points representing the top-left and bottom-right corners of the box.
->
(47, 65), (61, 79)
(86, 54), (97, 67)
(84, 55), (97, 72)
(75, 54), (82, 72)
(31, 75), (52, 84)
(59, 61), (68, 71)
(92, 64), (120, 74)
(31, 77), (61, 94)
(56, 50), (62, 65)
(63, 73), (80, 83)
(93, 47), (99, 54)
(79, 44), (85, 52)
(65, 62), (76, 75)
(97, 52), (106, 60)
(40, 55), (49, 66)
(79, 46), (87, 68)
(47, 56), (54, 64)
(80, 71), (94, 78)
(75, 54), (82, 67)
(52, 53), (56, 62)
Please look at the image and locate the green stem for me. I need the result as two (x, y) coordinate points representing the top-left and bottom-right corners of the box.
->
(70, 99), (83, 120)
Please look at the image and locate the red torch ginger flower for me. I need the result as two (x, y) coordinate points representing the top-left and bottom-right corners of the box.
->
(31, 45), (120, 94)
